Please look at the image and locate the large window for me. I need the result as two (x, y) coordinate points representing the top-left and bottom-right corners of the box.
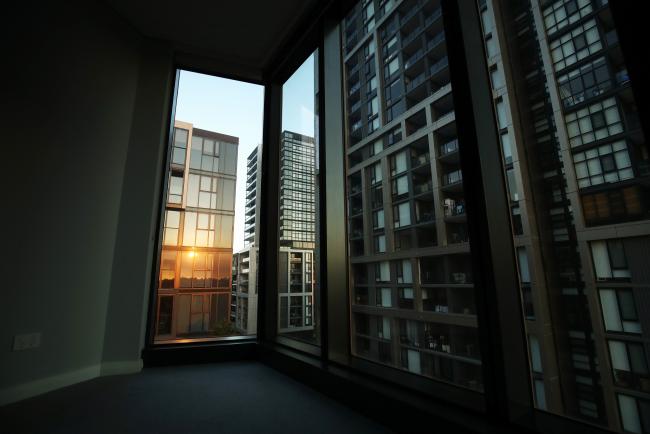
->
(152, 71), (263, 342)
(278, 50), (320, 346)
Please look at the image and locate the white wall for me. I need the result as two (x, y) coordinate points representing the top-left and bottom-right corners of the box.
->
(1, 2), (173, 404)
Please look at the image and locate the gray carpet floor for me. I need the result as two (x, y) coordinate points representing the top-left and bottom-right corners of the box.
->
(0, 362), (392, 434)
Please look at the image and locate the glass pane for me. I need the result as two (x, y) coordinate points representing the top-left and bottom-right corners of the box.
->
(152, 70), (263, 342)
(342, 0), (483, 391)
(480, 0), (650, 430)
(278, 50), (320, 346)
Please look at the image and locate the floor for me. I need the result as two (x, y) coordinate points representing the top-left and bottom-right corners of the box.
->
(0, 362), (392, 434)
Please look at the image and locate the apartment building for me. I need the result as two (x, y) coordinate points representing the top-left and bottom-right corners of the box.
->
(343, 0), (482, 391)
(478, 0), (650, 431)
(154, 120), (239, 341)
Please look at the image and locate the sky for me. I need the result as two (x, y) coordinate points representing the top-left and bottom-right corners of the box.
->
(174, 53), (315, 252)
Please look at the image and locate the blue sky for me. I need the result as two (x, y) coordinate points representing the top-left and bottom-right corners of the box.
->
(174, 53), (315, 251)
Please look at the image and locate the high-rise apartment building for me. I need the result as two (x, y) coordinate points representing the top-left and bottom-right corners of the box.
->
(344, 0), (482, 390)
(343, 0), (649, 431)
(232, 131), (317, 336)
(154, 120), (238, 341)
(478, 0), (650, 431)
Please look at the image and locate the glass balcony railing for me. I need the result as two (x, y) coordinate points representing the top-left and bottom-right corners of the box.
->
(442, 169), (463, 186)
(439, 138), (459, 156)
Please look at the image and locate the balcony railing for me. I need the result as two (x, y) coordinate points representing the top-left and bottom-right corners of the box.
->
(414, 181), (433, 195)
(430, 55), (449, 76)
(444, 200), (466, 217)
(442, 169), (463, 186)
(426, 31), (445, 51)
(405, 48), (424, 69)
(424, 8), (442, 27)
(439, 138), (459, 156)
(402, 24), (424, 46)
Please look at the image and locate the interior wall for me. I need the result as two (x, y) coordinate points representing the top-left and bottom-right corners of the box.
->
(1, 2), (171, 403)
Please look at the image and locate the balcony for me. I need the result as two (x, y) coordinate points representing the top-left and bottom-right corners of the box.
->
(442, 169), (463, 186)
(411, 152), (430, 168)
(444, 199), (465, 219)
(439, 138), (458, 157)
(414, 180), (433, 195)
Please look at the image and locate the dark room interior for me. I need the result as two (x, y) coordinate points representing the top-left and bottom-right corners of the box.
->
(2, 1), (649, 433)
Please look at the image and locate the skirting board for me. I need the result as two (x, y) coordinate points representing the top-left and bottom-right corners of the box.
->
(0, 360), (143, 406)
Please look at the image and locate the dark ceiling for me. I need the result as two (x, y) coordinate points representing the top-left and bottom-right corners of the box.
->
(106, 0), (321, 73)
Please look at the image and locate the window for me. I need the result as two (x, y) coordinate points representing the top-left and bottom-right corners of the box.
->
(377, 287), (392, 307)
(393, 202), (411, 227)
(490, 66), (504, 89)
(543, 0), (593, 35)
(549, 19), (602, 71)
(608, 340), (649, 390)
(163, 210), (180, 246)
(618, 394), (650, 434)
(565, 98), (624, 147)
(171, 127), (188, 166)
(373, 209), (385, 229)
(398, 287), (414, 309)
(375, 261), (391, 282)
(370, 162), (383, 184)
(590, 240), (631, 281)
(392, 175), (408, 196)
(599, 289), (641, 334)
(374, 234), (386, 253)
(151, 70), (262, 342)
(557, 57), (612, 108)
(581, 186), (644, 226)
(495, 98), (508, 130)
(168, 174), (183, 204)
(529, 335), (543, 373)
(386, 57), (400, 80)
(573, 141), (633, 189)
(390, 150), (407, 175)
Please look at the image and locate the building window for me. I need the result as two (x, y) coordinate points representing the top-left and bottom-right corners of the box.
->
(392, 175), (409, 197)
(573, 141), (633, 189)
(370, 162), (382, 184)
(163, 210), (181, 246)
(385, 57), (400, 81)
(168, 174), (184, 204)
(543, 0), (593, 36)
(373, 209), (385, 229)
(581, 186), (644, 226)
(549, 19), (602, 71)
(501, 132), (513, 164)
(529, 335), (543, 373)
(517, 247), (531, 283)
(534, 380), (547, 411)
(557, 57), (612, 108)
(490, 66), (504, 90)
(396, 259), (413, 284)
(390, 150), (408, 175)
(375, 261), (391, 282)
(171, 128), (188, 166)
(393, 202), (411, 227)
(590, 239), (631, 281)
(608, 340), (649, 390)
(495, 98), (508, 130)
(377, 287), (392, 307)
(159, 251), (177, 289)
(565, 98), (624, 148)
(374, 234), (387, 253)
(398, 287), (414, 309)
(618, 394), (650, 433)
(599, 289), (641, 334)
